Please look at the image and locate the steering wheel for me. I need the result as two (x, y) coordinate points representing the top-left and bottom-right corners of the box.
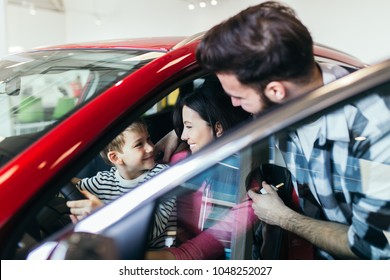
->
(13, 183), (86, 259)
(38, 183), (85, 234)
(37, 183), (85, 237)
(60, 182), (86, 201)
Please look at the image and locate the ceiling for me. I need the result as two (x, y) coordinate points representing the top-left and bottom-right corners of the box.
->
(8, 0), (64, 13)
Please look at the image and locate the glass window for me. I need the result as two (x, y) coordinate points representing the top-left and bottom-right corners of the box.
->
(0, 49), (164, 138)
(161, 81), (390, 259)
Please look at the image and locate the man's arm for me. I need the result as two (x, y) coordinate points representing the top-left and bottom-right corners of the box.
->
(247, 183), (359, 259)
(280, 206), (358, 259)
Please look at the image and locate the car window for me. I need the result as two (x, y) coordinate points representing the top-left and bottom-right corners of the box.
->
(125, 79), (388, 260)
(0, 49), (164, 165)
(174, 81), (390, 258)
(0, 50), (164, 136)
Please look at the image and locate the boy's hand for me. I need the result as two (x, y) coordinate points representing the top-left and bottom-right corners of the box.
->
(66, 191), (103, 222)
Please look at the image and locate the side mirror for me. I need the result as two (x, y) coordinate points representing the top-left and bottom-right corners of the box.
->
(54, 232), (120, 260)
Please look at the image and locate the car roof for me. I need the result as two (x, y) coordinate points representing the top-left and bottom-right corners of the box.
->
(36, 36), (189, 52)
(313, 43), (367, 69)
(33, 32), (366, 69)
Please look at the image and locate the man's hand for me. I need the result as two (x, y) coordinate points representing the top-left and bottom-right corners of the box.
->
(247, 181), (291, 227)
(248, 181), (358, 258)
(66, 191), (103, 222)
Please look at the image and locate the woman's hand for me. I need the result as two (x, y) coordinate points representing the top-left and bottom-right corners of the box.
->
(145, 250), (176, 260)
(154, 130), (180, 163)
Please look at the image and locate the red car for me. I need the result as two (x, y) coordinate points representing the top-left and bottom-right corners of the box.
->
(2, 33), (385, 260)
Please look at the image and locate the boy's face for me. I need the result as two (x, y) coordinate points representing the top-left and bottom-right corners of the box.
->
(116, 129), (155, 179)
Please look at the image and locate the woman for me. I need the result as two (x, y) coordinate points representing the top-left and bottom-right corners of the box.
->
(146, 76), (255, 259)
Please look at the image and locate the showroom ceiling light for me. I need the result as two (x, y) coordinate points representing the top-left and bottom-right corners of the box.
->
(29, 3), (36, 15)
(19, 1), (37, 15)
(9, 0), (64, 13)
(94, 15), (102, 26)
(187, 0), (218, 10)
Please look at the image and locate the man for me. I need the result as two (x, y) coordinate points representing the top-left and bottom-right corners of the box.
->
(196, 1), (390, 259)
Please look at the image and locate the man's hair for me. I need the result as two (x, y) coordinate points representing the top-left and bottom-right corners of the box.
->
(100, 119), (148, 165)
(196, 1), (316, 91)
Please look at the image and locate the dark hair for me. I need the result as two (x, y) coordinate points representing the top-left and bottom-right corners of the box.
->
(196, 1), (316, 92)
(173, 75), (250, 138)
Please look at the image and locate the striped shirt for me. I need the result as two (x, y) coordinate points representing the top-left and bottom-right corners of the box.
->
(77, 163), (176, 249)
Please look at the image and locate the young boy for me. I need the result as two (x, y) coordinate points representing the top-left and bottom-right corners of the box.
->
(67, 119), (176, 249)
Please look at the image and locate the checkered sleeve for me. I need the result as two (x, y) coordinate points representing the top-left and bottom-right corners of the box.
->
(348, 194), (390, 259)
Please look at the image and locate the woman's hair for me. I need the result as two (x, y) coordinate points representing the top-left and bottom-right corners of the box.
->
(173, 75), (251, 138)
(100, 119), (148, 165)
(196, 1), (316, 92)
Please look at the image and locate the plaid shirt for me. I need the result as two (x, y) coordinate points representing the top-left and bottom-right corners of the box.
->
(272, 64), (390, 259)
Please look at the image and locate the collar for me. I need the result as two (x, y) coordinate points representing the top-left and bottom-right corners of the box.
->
(318, 111), (350, 145)
(316, 63), (351, 145)
(115, 167), (149, 187)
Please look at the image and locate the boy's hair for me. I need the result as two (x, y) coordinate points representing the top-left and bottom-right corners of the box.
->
(100, 119), (148, 166)
(196, 1), (316, 92)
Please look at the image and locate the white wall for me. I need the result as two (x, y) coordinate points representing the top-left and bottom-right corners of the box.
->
(4, 0), (390, 64)
(286, 0), (390, 64)
(0, 0), (6, 58)
(62, 0), (247, 41)
(62, 0), (390, 64)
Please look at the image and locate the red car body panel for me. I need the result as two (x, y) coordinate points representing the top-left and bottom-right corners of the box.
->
(0, 41), (198, 240)
(36, 37), (187, 52)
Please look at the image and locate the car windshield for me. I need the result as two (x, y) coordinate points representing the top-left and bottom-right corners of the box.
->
(0, 49), (164, 165)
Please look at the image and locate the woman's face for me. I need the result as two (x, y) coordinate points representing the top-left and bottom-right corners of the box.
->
(181, 105), (214, 153)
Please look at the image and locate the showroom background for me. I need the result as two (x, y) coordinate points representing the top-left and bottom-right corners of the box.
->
(0, 0), (389, 64)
